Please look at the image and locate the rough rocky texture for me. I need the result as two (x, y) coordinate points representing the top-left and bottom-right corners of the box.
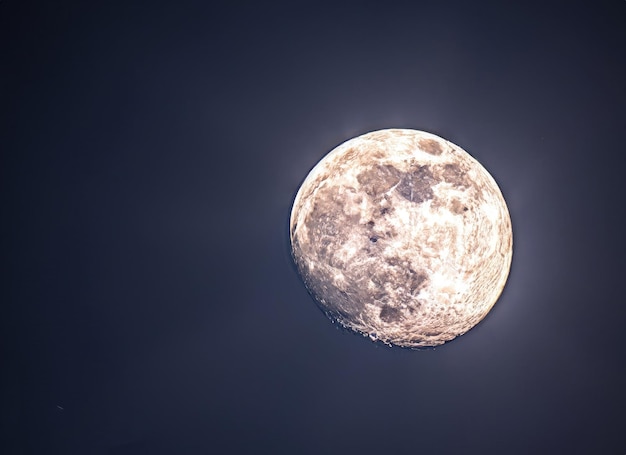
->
(290, 129), (513, 348)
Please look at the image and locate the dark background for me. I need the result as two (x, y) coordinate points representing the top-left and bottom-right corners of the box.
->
(1, 1), (624, 454)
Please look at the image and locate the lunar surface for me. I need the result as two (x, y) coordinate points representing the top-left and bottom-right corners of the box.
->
(290, 129), (512, 348)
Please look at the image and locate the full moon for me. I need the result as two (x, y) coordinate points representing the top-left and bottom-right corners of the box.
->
(290, 129), (513, 348)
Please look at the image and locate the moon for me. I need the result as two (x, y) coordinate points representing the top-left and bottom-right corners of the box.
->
(290, 129), (513, 348)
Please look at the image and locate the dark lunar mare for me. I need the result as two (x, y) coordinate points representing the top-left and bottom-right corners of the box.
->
(395, 165), (435, 203)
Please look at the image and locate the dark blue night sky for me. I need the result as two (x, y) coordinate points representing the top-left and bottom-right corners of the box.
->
(2, 1), (624, 454)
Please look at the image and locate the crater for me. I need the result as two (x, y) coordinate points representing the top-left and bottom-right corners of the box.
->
(419, 139), (443, 155)
(449, 199), (467, 215)
(441, 163), (469, 188)
(385, 257), (401, 267)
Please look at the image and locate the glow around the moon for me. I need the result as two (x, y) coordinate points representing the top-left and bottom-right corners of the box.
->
(290, 129), (512, 348)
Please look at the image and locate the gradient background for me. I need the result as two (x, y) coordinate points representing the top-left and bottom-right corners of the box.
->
(2, 1), (624, 454)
